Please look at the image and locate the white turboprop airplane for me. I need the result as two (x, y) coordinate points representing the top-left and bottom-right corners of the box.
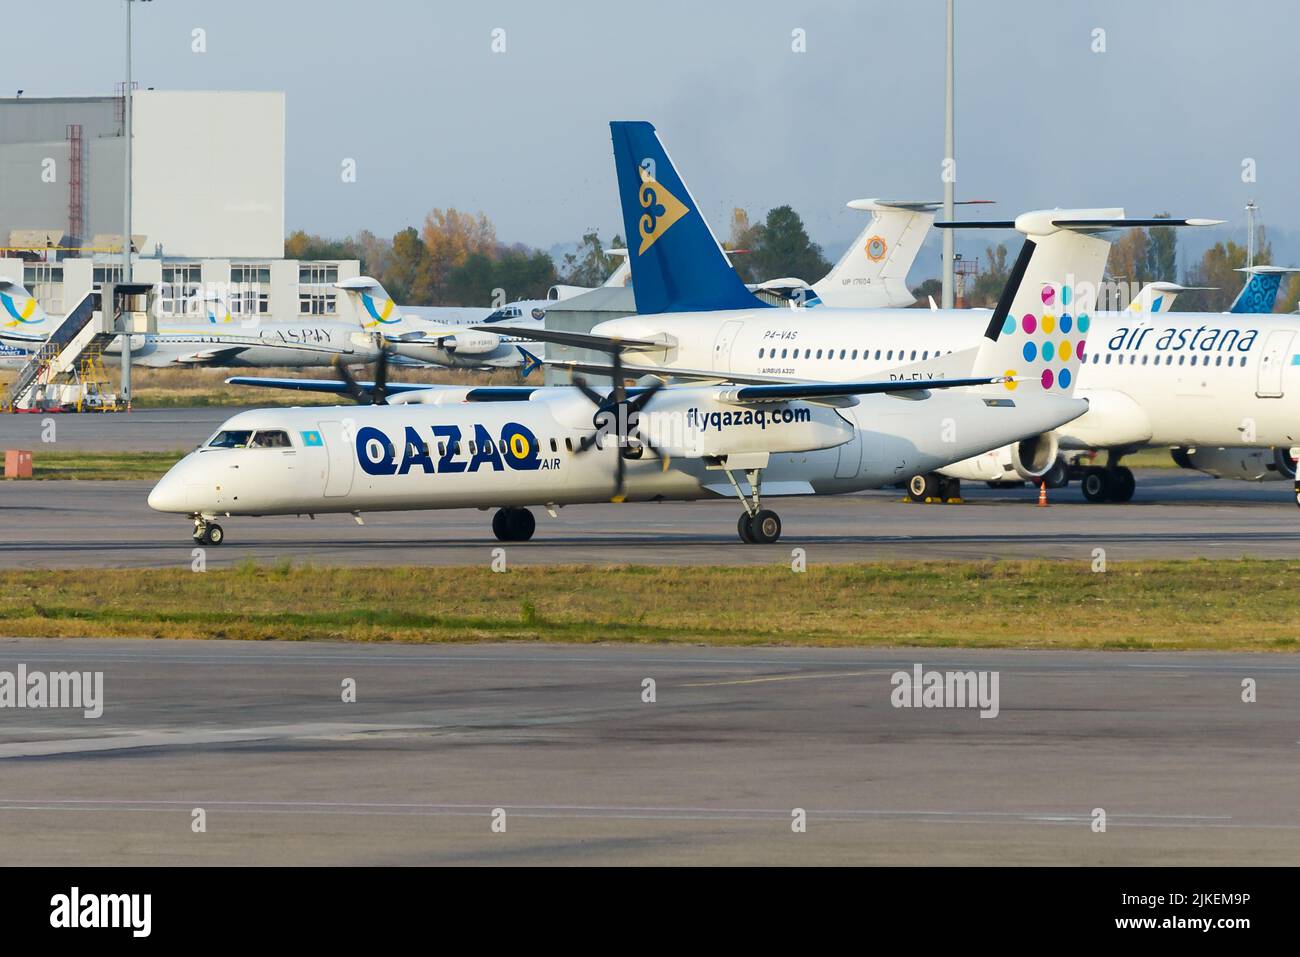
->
(153, 165), (1105, 545)
(1, 278), (382, 368)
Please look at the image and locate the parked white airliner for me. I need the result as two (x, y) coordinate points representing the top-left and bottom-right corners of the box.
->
(1, 278), (381, 368)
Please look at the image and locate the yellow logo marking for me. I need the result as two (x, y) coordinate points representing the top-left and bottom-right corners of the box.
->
(637, 166), (689, 255)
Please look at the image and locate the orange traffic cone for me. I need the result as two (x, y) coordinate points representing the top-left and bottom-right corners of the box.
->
(1037, 481), (1048, 507)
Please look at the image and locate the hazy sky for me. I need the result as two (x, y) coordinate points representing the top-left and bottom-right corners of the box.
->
(14, 0), (1299, 271)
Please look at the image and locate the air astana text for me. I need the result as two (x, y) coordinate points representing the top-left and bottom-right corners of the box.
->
(1106, 325), (1259, 354)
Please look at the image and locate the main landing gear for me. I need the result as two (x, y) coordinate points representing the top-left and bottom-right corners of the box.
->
(492, 506), (536, 542)
(905, 472), (962, 503)
(722, 466), (782, 544)
(192, 517), (225, 546)
(1078, 455), (1136, 504)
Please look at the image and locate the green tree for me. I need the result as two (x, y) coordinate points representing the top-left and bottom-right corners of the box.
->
(284, 230), (362, 264)
(727, 208), (764, 283)
(1279, 274), (1300, 314)
(381, 227), (430, 304)
(969, 244), (1010, 307)
(560, 230), (621, 288)
(1181, 234), (1272, 313)
(750, 205), (830, 284)
(1145, 213), (1177, 282)
(493, 248), (559, 302)
(909, 277), (942, 307)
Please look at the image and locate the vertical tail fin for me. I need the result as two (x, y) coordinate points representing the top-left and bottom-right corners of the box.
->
(958, 209), (1120, 396)
(609, 121), (767, 314)
(946, 211), (1222, 395)
(1229, 266), (1300, 314)
(336, 276), (400, 330)
(0, 278), (52, 341)
(1128, 281), (1190, 314)
(811, 199), (936, 307)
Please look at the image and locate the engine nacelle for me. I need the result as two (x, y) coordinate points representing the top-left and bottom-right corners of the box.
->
(441, 331), (500, 355)
(1170, 446), (1298, 482)
(938, 433), (1060, 483)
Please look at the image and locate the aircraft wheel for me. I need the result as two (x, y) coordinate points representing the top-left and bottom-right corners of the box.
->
(493, 507), (536, 542)
(749, 509), (782, 544)
(1080, 467), (1112, 503)
(1109, 466), (1136, 503)
(202, 523), (225, 546)
(509, 508), (536, 541)
(1294, 484), (1299, 508)
(737, 513), (756, 544)
(907, 473), (940, 502)
(1044, 456), (1070, 489)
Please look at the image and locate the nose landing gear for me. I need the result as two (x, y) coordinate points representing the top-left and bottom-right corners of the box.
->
(192, 518), (225, 546)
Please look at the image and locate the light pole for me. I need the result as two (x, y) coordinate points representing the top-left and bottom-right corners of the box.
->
(941, 0), (955, 309)
(1245, 201), (1258, 271)
(121, 0), (150, 408)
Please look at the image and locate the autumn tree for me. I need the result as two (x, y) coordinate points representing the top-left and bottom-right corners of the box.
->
(1180, 233), (1272, 313)
(727, 208), (764, 283)
(420, 208), (498, 303)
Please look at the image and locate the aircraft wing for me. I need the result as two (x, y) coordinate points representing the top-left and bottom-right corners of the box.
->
(172, 346), (250, 364)
(223, 377), (540, 402)
(719, 375), (1013, 403)
(546, 357), (787, 385)
(0, 329), (47, 345)
(471, 325), (667, 352)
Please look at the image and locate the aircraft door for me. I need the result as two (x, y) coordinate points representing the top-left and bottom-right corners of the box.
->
(318, 420), (356, 497)
(712, 320), (744, 372)
(1256, 330), (1294, 398)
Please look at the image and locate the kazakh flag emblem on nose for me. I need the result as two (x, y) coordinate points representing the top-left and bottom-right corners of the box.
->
(637, 165), (689, 255)
(301, 430), (323, 447)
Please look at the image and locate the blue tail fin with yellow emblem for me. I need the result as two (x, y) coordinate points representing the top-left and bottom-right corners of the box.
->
(610, 121), (768, 315)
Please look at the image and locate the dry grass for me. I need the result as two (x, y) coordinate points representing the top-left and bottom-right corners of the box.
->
(0, 559), (1295, 650)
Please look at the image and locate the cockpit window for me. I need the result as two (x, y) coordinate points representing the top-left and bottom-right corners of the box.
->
(483, 306), (522, 323)
(250, 430), (292, 449)
(208, 430), (253, 448)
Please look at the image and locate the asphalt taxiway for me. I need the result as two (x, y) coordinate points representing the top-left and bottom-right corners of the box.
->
(1, 471), (1298, 567)
(0, 639), (1295, 865)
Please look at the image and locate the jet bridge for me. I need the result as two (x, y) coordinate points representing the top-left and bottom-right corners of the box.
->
(2, 283), (155, 412)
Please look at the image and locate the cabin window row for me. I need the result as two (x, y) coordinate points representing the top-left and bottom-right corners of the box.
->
(1091, 353), (1248, 367)
(757, 347), (954, 361)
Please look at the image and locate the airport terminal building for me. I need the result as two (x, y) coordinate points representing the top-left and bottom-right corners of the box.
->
(0, 90), (359, 322)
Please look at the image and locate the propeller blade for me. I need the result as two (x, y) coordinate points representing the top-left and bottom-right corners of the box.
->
(571, 375), (607, 408)
(334, 357), (370, 405)
(372, 348), (390, 405)
(611, 444), (627, 503)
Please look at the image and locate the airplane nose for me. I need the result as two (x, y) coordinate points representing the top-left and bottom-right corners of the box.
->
(147, 471), (186, 513)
